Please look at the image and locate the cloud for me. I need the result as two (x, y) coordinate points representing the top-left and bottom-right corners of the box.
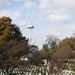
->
(38, 0), (73, 23)
(34, 24), (75, 43)
(39, 17), (45, 21)
(39, 0), (52, 9)
(54, 24), (75, 39)
(53, 24), (75, 39)
(0, 9), (27, 26)
(0, 0), (10, 6)
(24, 0), (36, 9)
(11, 0), (22, 2)
(39, 0), (75, 10)
(54, 0), (75, 8)
(47, 14), (71, 22)
(0, 9), (20, 20)
(32, 24), (75, 49)
(38, 0), (75, 17)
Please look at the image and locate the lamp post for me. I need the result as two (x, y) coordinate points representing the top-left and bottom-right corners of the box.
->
(27, 22), (34, 51)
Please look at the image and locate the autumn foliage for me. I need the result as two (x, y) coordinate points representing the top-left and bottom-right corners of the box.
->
(0, 16), (29, 74)
(40, 34), (75, 69)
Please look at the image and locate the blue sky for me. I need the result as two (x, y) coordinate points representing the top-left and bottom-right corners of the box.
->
(0, 0), (75, 49)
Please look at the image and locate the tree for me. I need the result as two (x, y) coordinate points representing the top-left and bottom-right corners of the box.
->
(45, 34), (60, 49)
(40, 34), (60, 61)
(40, 44), (51, 61)
(58, 37), (75, 50)
(31, 44), (39, 51)
(0, 16), (29, 75)
(0, 40), (29, 75)
(52, 49), (72, 68)
(0, 16), (27, 42)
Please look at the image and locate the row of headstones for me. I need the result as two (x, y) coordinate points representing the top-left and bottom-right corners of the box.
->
(0, 66), (51, 75)
(12, 66), (50, 75)
(61, 70), (75, 75)
(0, 66), (74, 75)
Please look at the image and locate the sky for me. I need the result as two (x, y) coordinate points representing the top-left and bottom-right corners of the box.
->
(0, 0), (75, 49)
